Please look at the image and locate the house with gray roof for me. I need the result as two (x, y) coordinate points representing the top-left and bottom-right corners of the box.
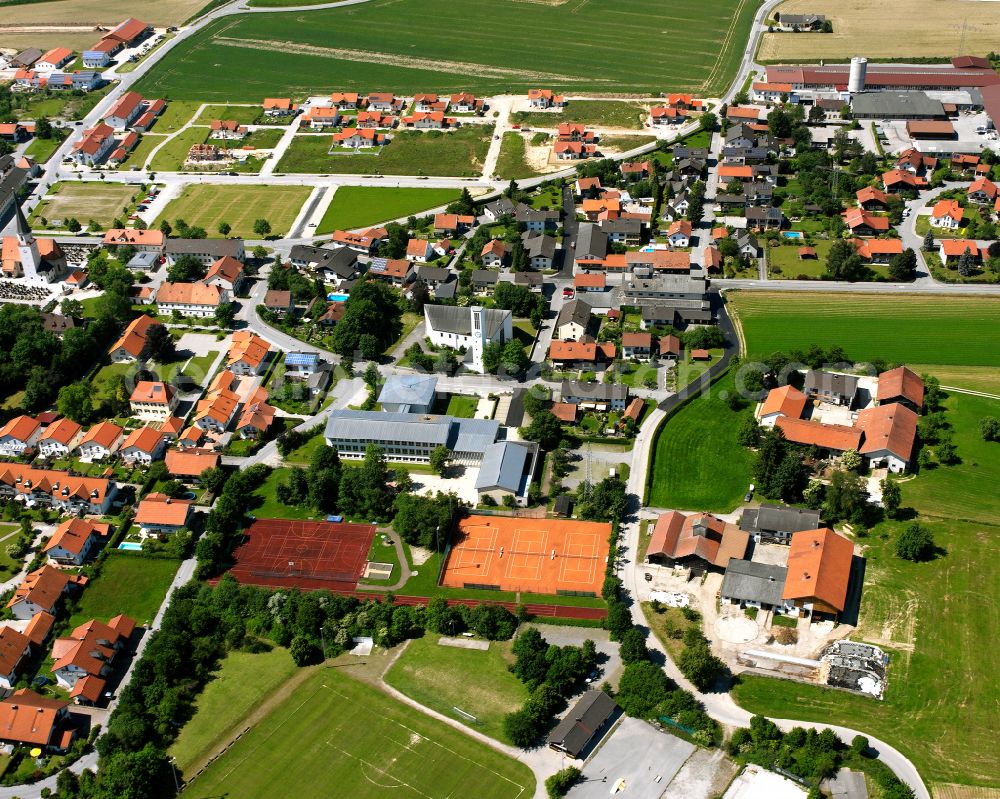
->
(804, 370), (859, 407)
(324, 410), (499, 465)
(515, 203), (559, 232)
(471, 270), (499, 295)
(740, 504), (822, 545)
(575, 223), (608, 264)
(546, 691), (618, 758)
(522, 232), (556, 269)
(377, 375), (438, 414)
(561, 380), (629, 411)
(555, 299), (593, 340)
(164, 238), (245, 266)
(475, 441), (538, 506)
(599, 218), (643, 245)
(720, 559), (793, 612)
(289, 245), (359, 281)
(482, 198), (517, 221)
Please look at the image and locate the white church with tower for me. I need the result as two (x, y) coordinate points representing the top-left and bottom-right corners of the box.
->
(1, 203), (68, 284)
(423, 304), (513, 374)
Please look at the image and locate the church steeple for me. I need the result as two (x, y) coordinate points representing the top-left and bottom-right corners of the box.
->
(13, 202), (40, 279)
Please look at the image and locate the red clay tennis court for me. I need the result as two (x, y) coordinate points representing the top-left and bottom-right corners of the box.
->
(440, 515), (611, 596)
(227, 518), (376, 591)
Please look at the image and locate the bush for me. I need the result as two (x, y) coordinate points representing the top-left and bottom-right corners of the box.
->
(545, 767), (582, 798)
(895, 522), (935, 562)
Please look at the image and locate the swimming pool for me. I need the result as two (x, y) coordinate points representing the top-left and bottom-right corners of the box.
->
(118, 542), (143, 551)
(782, 231), (805, 241)
(327, 293), (349, 303)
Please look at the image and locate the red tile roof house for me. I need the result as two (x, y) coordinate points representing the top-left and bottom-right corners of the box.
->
(0, 689), (77, 751)
(757, 384), (808, 427)
(37, 417), (83, 459)
(967, 177), (998, 205)
(645, 511), (750, 570)
(434, 214), (475, 237)
(119, 426), (166, 465)
(51, 615), (135, 700)
(856, 402), (919, 473)
(401, 111), (457, 129)
(228, 330), (271, 376)
(551, 402), (578, 424)
(210, 119), (248, 140)
(108, 314), (162, 362)
(300, 106), (341, 130)
(557, 123), (595, 142)
(842, 207), (890, 237)
(782, 528), (855, 618)
(659, 334), (682, 361)
(574, 272), (606, 293)
(621, 332), (653, 360)
(939, 238), (987, 265)
(203, 255), (248, 294)
(876, 365), (925, 413)
(71, 122), (116, 166)
(527, 88), (566, 109)
(262, 98), (298, 117)
(481, 239), (507, 267)
(6, 565), (87, 620)
(621, 160), (652, 180)
(852, 238), (903, 264)
(164, 449), (220, 479)
(405, 238), (434, 263)
(548, 340), (616, 367)
(666, 219), (693, 248)
(76, 421), (124, 462)
(856, 186), (890, 211)
(930, 199), (964, 230)
(43, 518), (110, 566)
(135, 493), (193, 535)
(0, 415), (42, 457)
(650, 106), (685, 125)
(413, 93), (447, 112)
(103, 91), (145, 130)
(129, 381), (178, 421)
(355, 110), (397, 129)
(366, 93), (405, 113)
(0, 627), (38, 690)
(155, 282), (229, 317)
(195, 371), (241, 433)
(554, 141), (597, 160)
(881, 169), (926, 193)
(0, 466), (116, 515)
(450, 92), (484, 113)
(332, 128), (387, 148)
(330, 92), (360, 109)
(103, 228), (165, 253)
(236, 387), (277, 440)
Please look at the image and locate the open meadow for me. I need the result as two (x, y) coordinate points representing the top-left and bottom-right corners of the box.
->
(157, 184), (311, 238)
(384, 636), (528, 744)
(66, 554), (180, 629)
(759, 0), (1000, 61)
(317, 186), (461, 234)
(135, 0), (759, 100)
(646, 370), (754, 512)
(31, 182), (137, 229)
(276, 128), (492, 177)
(182, 668), (535, 799)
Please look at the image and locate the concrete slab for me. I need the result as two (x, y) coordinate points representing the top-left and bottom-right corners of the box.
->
(662, 748), (739, 799)
(571, 717), (695, 799)
(723, 766), (807, 799)
(438, 636), (489, 651)
(823, 769), (868, 799)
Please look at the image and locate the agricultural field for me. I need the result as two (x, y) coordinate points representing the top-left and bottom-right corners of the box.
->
(30, 182), (138, 229)
(511, 100), (651, 130)
(729, 293), (1000, 368)
(135, 0), (759, 100)
(66, 554), (180, 629)
(759, 0), (1000, 61)
(646, 370), (754, 512)
(317, 186), (461, 234)
(0, 0), (209, 52)
(384, 636), (528, 743)
(276, 128), (492, 177)
(183, 668), (535, 799)
(196, 105), (266, 125)
(169, 648), (299, 776)
(157, 184), (311, 238)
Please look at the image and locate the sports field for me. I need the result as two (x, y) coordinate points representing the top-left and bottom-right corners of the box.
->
(729, 292), (1000, 368)
(440, 515), (610, 596)
(317, 187), (461, 234)
(135, 0), (760, 100)
(276, 128), (492, 176)
(227, 518), (376, 591)
(385, 636), (528, 743)
(646, 370), (754, 512)
(157, 184), (311, 238)
(184, 669), (535, 799)
(32, 182), (137, 229)
(759, 0), (1000, 61)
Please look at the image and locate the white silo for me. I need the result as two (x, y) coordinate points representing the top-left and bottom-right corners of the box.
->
(848, 57), (868, 93)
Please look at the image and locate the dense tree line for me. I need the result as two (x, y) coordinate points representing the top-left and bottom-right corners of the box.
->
(194, 464), (271, 579)
(493, 282), (547, 328)
(328, 279), (403, 359)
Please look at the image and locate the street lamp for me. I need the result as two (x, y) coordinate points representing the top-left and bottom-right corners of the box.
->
(168, 756), (181, 793)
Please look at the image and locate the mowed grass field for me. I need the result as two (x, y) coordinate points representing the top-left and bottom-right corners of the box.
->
(169, 648), (299, 776)
(385, 636), (528, 743)
(157, 184), (311, 238)
(67, 555), (179, 629)
(759, 0), (1000, 61)
(729, 293), (1000, 368)
(184, 668), (535, 799)
(495, 133), (542, 181)
(135, 0), (760, 100)
(511, 100), (650, 130)
(32, 182), (137, 228)
(647, 370), (754, 512)
(276, 128), (492, 177)
(317, 186), (461, 234)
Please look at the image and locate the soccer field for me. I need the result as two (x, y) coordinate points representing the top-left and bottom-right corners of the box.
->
(32, 182), (138, 229)
(729, 292), (1000, 368)
(156, 184), (312, 238)
(135, 0), (760, 100)
(184, 669), (535, 799)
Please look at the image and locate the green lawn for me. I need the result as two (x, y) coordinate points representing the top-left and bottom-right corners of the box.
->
(183, 669), (535, 799)
(275, 127), (492, 176)
(672, 349), (723, 390)
(445, 394), (479, 418)
(22, 136), (63, 164)
(317, 187), (461, 234)
(385, 636), (529, 744)
(67, 554), (180, 629)
(134, 0), (757, 100)
(600, 135), (657, 153)
(114, 133), (169, 170)
(494, 133), (541, 181)
(157, 184), (311, 238)
(767, 240), (832, 279)
(196, 104), (265, 125)
(512, 100), (649, 130)
(243, 127), (284, 149)
(169, 648), (299, 776)
(729, 292), (1000, 368)
(646, 369), (753, 511)
(283, 430), (327, 465)
(250, 467), (322, 520)
(148, 126), (210, 171)
(152, 101), (205, 134)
